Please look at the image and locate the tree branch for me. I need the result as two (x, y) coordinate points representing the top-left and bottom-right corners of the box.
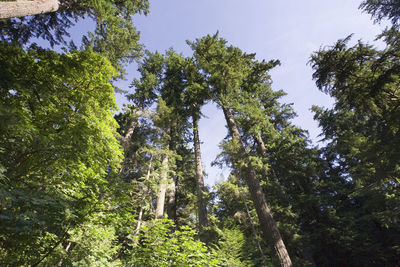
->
(0, 0), (59, 19)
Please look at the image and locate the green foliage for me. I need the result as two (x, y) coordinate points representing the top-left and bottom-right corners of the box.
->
(212, 228), (255, 267)
(360, 0), (400, 25)
(3, 2), (400, 265)
(128, 51), (164, 108)
(127, 219), (218, 266)
(43, 212), (123, 266)
(309, 6), (400, 265)
(0, 0), (149, 75)
(0, 43), (123, 265)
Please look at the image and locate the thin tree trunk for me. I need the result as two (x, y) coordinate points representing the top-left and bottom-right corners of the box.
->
(57, 242), (72, 266)
(132, 156), (152, 244)
(131, 207), (144, 247)
(221, 105), (292, 267)
(192, 111), (208, 232)
(155, 155), (169, 219)
(0, 0), (59, 19)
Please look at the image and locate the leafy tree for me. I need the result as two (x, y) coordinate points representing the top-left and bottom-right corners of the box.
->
(127, 219), (219, 266)
(122, 51), (164, 148)
(0, 43), (123, 265)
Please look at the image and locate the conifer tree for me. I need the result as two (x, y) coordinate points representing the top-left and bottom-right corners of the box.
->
(308, 2), (400, 264)
(189, 34), (293, 267)
(182, 57), (210, 233)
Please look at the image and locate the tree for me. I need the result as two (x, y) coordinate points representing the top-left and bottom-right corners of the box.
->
(0, 44), (123, 265)
(182, 57), (210, 233)
(122, 51), (164, 148)
(360, 0), (400, 25)
(189, 34), (293, 267)
(309, 8), (400, 263)
(128, 219), (219, 266)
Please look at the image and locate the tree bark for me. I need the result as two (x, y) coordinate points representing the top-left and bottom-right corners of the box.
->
(155, 155), (169, 219)
(0, 0), (59, 19)
(255, 133), (317, 266)
(221, 105), (292, 267)
(165, 122), (178, 222)
(121, 104), (143, 148)
(255, 132), (268, 157)
(192, 111), (208, 232)
(166, 177), (176, 221)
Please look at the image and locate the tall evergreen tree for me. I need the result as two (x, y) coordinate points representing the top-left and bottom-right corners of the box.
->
(189, 34), (293, 267)
(309, 3), (400, 264)
(182, 57), (210, 234)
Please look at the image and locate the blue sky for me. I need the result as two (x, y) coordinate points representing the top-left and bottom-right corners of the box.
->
(113, 0), (386, 185)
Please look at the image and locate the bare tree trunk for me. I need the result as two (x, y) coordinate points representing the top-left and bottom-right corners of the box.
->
(121, 104), (143, 148)
(165, 122), (177, 222)
(0, 0), (59, 19)
(192, 111), (208, 232)
(221, 105), (292, 267)
(166, 177), (176, 221)
(131, 207), (144, 247)
(255, 132), (268, 157)
(57, 242), (72, 266)
(155, 155), (169, 219)
(131, 156), (152, 245)
(118, 105), (143, 176)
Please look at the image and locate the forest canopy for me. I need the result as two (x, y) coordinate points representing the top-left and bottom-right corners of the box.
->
(0, 0), (399, 266)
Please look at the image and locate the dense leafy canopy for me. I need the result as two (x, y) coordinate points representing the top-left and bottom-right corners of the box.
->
(0, 43), (123, 265)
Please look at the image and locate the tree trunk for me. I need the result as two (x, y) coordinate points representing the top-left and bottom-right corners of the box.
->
(255, 132), (268, 157)
(239, 187), (267, 265)
(132, 156), (152, 244)
(57, 242), (72, 267)
(155, 155), (169, 219)
(0, 0), (59, 19)
(165, 122), (178, 222)
(221, 105), (292, 267)
(255, 134), (318, 266)
(131, 207), (144, 247)
(121, 104), (143, 148)
(166, 177), (176, 221)
(192, 111), (208, 232)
